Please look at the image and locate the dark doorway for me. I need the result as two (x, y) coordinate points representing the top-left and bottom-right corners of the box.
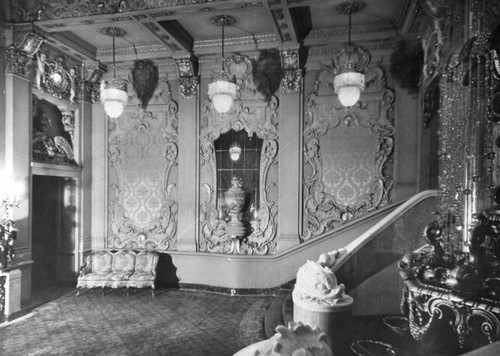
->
(32, 175), (77, 294)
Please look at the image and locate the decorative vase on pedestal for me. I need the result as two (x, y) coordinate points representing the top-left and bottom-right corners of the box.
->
(224, 176), (246, 253)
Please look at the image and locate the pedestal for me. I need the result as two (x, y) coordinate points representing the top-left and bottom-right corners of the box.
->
(0, 269), (22, 319)
(293, 294), (354, 348)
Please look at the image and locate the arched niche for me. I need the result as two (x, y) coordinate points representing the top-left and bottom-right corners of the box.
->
(108, 79), (178, 251)
(199, 54), (279, 255)
(302, 66), (395, 240)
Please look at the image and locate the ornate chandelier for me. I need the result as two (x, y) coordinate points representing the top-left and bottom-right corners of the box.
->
(208, 15), (237, 114)
(332, 1), (370, 107)
(100, 27), (128, 119)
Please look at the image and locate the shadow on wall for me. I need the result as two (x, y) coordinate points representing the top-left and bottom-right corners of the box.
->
(155, 253), (180, 289)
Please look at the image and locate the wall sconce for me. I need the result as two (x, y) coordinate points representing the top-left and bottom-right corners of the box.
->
(100, 27), (128, 119)
(332, 1), (370, 107)
(208, 15), (237, 114)
(229, 142), (242, 161)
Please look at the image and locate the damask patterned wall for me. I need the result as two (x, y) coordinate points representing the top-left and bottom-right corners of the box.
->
(302, 67), (395, 240)
(108, 79), (179, 251)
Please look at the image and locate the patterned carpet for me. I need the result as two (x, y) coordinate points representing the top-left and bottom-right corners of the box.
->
(0, 289), (274, 356)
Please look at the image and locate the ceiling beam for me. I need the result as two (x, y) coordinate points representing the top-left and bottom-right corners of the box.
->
(136, 15), (193, 53)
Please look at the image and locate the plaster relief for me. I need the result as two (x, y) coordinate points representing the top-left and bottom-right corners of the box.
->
(199, 54), (279, 255)
(302, 67), (394, 240)
(108, 79), (178, 250)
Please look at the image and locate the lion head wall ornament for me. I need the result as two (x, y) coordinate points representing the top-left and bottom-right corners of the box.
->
(130, 60), (159, 109)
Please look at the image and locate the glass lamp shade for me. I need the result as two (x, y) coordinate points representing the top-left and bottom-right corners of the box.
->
(229, 144), (242, 161)
(337, 86), (361, 107)
(334, 71), (365, 107)
(208, 77), (237, 113)
(100, 79), (128, 118)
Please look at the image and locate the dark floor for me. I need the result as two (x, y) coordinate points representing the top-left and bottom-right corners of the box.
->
(0, 286), (480, 356)
(0, 287), (273, 356)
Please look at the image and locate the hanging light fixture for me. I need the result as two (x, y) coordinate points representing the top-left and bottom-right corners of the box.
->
(100, 27), (128, 119)
(332, 1), (370, 107)
(229, 142), (242, 161)
(208, 15), (237, 114)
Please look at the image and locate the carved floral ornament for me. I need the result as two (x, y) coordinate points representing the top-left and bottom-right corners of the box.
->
(199, 54), (280, 255)
(302, 66), (395, 240)
(108, 80), (179, 251)
(279, 45), (303, 94)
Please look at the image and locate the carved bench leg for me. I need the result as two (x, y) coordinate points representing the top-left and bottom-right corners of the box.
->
(152, 286), (155, 298)
(101, 287), (105, 297)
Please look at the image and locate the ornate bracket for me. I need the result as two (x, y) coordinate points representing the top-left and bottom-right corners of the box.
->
(279, 45), (303, 93)
(174, 54), (199, 99)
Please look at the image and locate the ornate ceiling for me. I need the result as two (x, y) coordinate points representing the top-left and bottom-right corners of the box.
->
(4, 0), (422, 71)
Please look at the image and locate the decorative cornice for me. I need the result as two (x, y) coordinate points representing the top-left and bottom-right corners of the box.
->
(12, 0), (223, 21)
(309, 38), (398, 56)
(307, 23), (396, 40)
(96, 43), (170, 57)
(194, 33), (278, 49)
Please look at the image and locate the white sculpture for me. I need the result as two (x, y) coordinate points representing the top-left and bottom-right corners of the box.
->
(292, 249), (348, 307)
(233, 321), (333, 356)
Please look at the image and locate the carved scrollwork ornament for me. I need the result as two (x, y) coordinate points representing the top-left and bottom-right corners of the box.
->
(179, 77), (199, 99)
(199, 54), (279, 254)
(108, 102), (178, 250)
(4, 45), (31, 79)
(302, 66), (394, 240)
(407, 293), (500, 349)
(281, 69), (303, 94)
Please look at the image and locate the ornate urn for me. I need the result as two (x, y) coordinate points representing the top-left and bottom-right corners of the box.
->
(224, 176), (246, 238)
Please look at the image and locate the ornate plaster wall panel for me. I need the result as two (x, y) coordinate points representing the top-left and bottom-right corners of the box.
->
(302, 67), (394, 240)
(199, 54), (279, 255)
(108, 79), (178, 250)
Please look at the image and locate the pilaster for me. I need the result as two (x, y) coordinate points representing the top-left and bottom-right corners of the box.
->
(81, 60), (105, 251)
(4, 45), (33, 304)
(277, 45), (304, 251)
(174, 54), (199, 251)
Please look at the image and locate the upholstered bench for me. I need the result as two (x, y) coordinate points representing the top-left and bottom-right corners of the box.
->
(76, 250), (159, 297)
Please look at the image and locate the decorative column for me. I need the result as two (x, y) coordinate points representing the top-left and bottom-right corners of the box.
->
(174, 54), (199, 251)
(4, 41), (34, 305)
(277, 45), (303, 251)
